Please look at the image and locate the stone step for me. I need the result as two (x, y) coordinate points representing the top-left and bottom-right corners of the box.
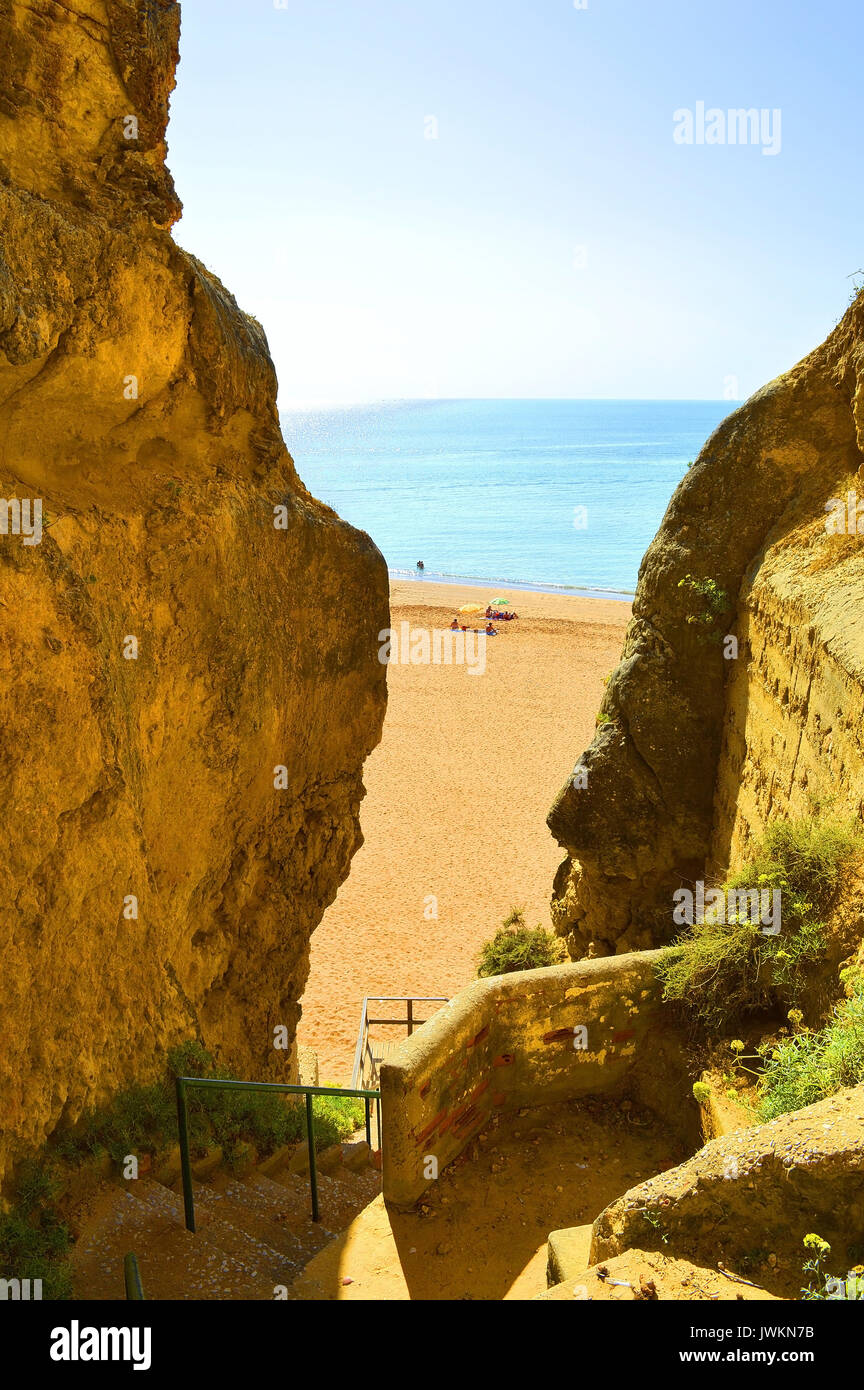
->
(130, 1224), (274, 1302)
(70, 1186), (272, 1301)
(194, 1184), (307, 1267)
(219, 1171), (329, 1224)
(546, 1224), (594, 1286)
(191, 1214), (302, 1291)
(69, 1146), (383, 1301)
(131, 1174), (309, 1284)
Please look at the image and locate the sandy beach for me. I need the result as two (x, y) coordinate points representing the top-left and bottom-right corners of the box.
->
(297, 579), (631, 1081)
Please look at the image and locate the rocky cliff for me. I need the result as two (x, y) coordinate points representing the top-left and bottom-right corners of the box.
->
(548, 296), (864, 958)
(0, 0), (388, 1183)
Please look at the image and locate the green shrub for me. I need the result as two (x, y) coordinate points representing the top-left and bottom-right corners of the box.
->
(308, 1090), (367, 1149)
(0, 1162), (73, 1300)
(745, 816), (862, 902)
(758, 981), (864, 1120)
(54, 1081), (176, 1165)
(658, 916), (764, 1032)
(54, 1042), (364, 1166)
(477, 908), (565, 977)
(656, 816), (862, 1033)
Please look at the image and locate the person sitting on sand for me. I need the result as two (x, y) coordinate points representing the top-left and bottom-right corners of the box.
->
(450, 618), (460, 630)
(485, 622), (498, 635)
(485, 606), (493, 618)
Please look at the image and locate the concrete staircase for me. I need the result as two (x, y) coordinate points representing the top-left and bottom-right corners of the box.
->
(70, 1144), (381, 1301)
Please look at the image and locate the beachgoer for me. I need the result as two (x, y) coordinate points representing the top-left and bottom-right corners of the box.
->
(416, 560), (424, 571)
(450, 618), (459, 630)
(485, 622), (497, 635)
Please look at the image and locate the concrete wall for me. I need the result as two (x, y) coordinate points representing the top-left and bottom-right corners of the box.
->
(380, 950), (666, 1209)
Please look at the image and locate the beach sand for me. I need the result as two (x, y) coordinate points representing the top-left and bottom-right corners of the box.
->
(297, 579), (632, 1081)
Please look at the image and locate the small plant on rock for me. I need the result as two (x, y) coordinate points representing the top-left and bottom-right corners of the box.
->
(758, 978), (864, 1120)
(677, 573), (729, 642)
(477, 908), (565, 977)
(640, 1208), (670, 1245)
(801, 1234), (833, 1299)
(656, 815), (862, 1033)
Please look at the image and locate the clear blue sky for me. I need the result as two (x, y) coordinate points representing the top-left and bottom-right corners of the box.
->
(167, 0), (863, 405)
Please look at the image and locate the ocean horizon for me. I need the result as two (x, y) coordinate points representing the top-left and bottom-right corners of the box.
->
(283, 398), (735, 597)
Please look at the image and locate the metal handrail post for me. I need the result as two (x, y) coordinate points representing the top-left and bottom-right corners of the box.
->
(176, 1076), (196, 1233)
(305, 1091), (319, 1222)
(124, 1252), (145, 1300)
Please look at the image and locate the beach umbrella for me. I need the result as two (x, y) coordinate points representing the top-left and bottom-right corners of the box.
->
(458, 603), (484, 615)
(491, 597), (511, 606)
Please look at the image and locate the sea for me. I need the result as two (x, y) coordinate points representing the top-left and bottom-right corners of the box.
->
(282, 399), (734, 599)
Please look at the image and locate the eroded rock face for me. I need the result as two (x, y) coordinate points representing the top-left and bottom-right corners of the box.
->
(590, 1085), (864, 1298)
(548, 298), (864, 958)
(0, 0), (388, 1182)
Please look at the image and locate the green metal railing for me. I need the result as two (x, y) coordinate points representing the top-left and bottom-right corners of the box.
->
(174, 1076), (381, 1231)
(123, 1252), (145, 1300)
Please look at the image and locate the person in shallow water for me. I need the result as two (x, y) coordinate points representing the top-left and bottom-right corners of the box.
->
(416, 560), (424, 571)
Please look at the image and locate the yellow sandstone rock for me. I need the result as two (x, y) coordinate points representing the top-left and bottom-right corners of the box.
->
(0, 0), (388, 1184)
(549, 293), (864, 958)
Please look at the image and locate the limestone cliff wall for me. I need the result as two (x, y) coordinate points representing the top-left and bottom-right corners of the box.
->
(548, 296), (864, 959)
(0, 0), (388, 1182)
